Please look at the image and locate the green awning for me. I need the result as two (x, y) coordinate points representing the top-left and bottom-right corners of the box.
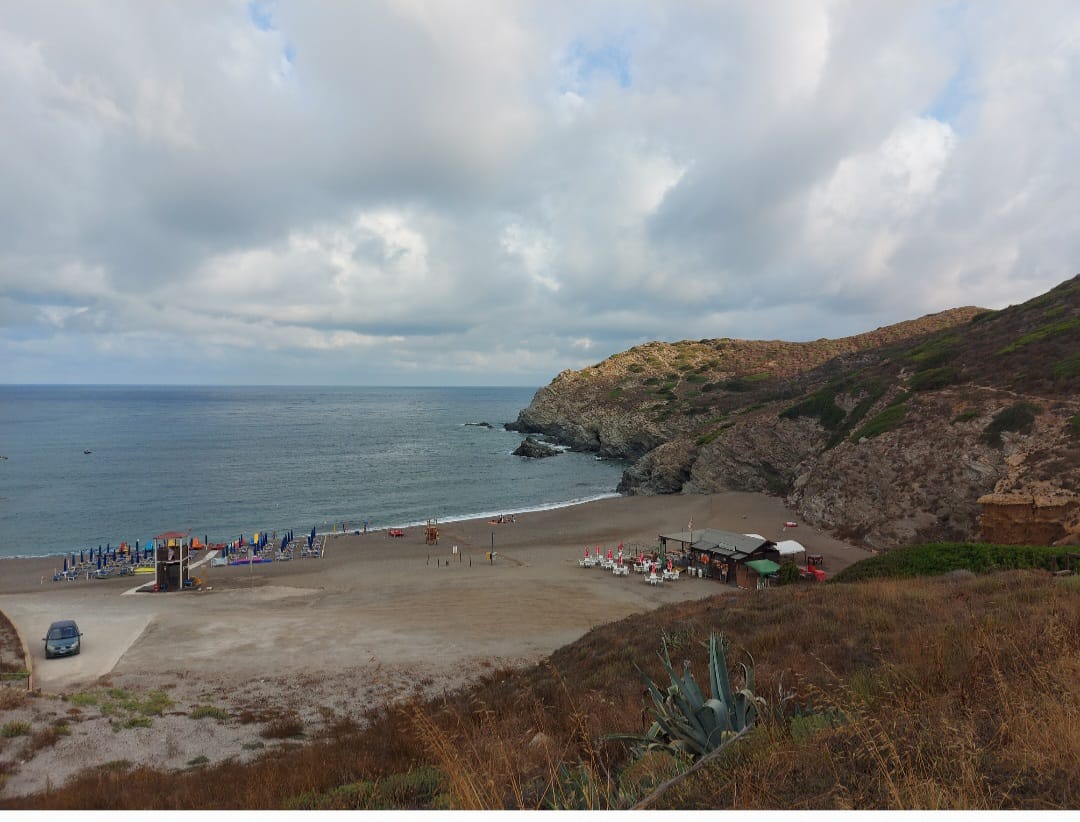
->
(745, 559), (781, 575)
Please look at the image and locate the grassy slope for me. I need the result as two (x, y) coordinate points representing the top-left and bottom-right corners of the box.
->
(7, 566), (1077, 811)
(541, 274), (1080, 453)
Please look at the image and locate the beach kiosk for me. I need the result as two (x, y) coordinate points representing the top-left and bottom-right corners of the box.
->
(658, 528), (779, 587)
(153, 531), (191, 592)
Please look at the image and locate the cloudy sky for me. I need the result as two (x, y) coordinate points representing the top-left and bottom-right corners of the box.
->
(2, 1), (1078, 385)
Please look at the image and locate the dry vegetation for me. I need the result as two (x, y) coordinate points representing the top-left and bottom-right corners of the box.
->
(4, 569), (1076, 810)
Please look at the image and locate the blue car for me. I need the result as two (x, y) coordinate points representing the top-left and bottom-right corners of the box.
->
(44, 620), (82, 659)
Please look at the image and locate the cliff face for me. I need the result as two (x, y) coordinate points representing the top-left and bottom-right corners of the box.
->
(512, 275), (1080, 548)
(977, 492), (1080, 546)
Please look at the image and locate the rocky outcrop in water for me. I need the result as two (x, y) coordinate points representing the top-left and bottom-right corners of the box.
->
(512, 436), (560, 459)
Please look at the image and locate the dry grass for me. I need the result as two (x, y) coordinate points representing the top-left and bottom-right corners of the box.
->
(3, 570), (1077, 810)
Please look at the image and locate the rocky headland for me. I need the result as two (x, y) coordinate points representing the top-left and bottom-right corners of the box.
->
(511, 275), (1080, 548)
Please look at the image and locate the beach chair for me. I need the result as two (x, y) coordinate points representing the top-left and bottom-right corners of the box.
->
(662, 569), (680, 582)
(647, 571), (661, 585)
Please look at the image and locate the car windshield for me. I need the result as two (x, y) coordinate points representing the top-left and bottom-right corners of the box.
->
(48, 626), (77, 640)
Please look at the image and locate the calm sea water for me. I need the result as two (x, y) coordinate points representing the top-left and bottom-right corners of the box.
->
(0, 386), (624, 559)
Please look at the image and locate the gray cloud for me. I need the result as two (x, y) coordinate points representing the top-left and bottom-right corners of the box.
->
(1, 1), (1079, 385)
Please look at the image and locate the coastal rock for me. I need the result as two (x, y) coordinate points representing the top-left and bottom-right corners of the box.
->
(513, 436), (560, 459)
(464, 421), (493, 428)
(508, 275), (1080, 548)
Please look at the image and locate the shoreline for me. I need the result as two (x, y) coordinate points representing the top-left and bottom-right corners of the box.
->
(0, 490), (866, 597)
(0, 491), (629, 563)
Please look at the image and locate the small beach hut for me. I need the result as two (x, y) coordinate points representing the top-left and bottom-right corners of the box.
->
(152, 531), (192, 591)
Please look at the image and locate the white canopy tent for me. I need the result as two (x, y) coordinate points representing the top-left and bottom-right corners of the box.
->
(775, 539), (806, 557)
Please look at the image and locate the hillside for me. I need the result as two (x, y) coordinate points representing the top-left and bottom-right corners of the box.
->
(511, 275), (1080, 548)
(9, 568), (1076, 809)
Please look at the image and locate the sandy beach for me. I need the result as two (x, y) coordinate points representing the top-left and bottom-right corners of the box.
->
(0, 491), (867, 798)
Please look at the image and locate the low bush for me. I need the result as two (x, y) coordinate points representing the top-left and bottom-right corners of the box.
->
(850, 404), (906, 442)
(1, 721), (30, 738)
(909, 366), (960, 391)
(262, 715), (305, 739)
(780, 390), (845, 430)
(1053, 353), (1080, 380)
(832, 542), (1070, 583)
(191, 705), (229, 721)
(982, 402), (1039, 446)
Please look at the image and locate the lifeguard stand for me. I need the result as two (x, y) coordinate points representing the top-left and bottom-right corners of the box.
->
(425, 519), (439, 545)
(153, 531), (191, 591)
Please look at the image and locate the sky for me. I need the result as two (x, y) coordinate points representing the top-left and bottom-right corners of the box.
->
(1, 1), (1079, 386)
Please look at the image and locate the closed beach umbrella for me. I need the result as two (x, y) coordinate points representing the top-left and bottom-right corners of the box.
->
(63, 557), (68, 572)
(97, 555), (102, 570)
(80, 549), (85, 564)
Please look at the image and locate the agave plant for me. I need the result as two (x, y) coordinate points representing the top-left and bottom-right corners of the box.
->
(619, 633), (764, 760)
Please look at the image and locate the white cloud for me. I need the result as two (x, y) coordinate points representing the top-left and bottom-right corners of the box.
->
(1, 1), (1079, 383)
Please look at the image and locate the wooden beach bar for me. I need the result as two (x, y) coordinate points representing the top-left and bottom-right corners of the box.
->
(658, 527), (780, 588)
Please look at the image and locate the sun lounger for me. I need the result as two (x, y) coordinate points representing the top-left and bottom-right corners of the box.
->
(647, 572), (661, 585)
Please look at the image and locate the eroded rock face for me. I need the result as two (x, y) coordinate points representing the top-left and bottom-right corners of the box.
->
(511, 377), (673, 459)
(561, 383), (1076, 548)
(977, 492), (1080, 545)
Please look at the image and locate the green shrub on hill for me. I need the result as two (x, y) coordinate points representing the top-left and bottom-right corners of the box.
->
(909, 366), (960, 391)
(904, 336), (960, 369)
(952, 408), (981, 423)
(850, 404), (907, 442)
(998, 316), (1080, 354)
(831, 542), (1070, 583)
(1054, 353), (1080, 379)
(779, 389), (845, 430)
(1069, 415), (1080, 438)
(982, 402), (1039, 446)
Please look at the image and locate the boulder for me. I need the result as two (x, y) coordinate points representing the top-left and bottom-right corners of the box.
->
(513, 437), (560, 459)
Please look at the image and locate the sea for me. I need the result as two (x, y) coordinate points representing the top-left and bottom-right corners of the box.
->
(0, 386), (625, 560)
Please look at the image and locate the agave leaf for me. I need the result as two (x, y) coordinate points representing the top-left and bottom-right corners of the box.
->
(698, 697), (732, 735)
(740, 657), (756, 696)
(733, 689), (761, 730)
(668, 688), (709, 741)
(680, 665), (706, 708)
(710, 634), (734, 707)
